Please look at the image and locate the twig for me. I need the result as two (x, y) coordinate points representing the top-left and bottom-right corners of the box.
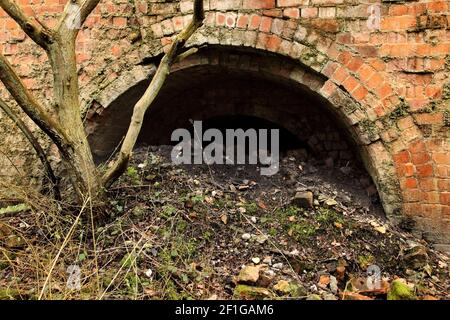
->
(38, 197), (90, 299)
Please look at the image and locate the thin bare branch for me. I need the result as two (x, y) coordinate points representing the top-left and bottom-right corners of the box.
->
(0, 0), (53, 48)
(174, 47), (199, 64)
(79, 0), (101, 27)
(0, 98), (60, 199)
(102, 0), (204, 186)
(0, 52), (70, 152)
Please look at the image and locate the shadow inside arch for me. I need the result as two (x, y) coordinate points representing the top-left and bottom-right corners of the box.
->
(87, 46), (398, 218)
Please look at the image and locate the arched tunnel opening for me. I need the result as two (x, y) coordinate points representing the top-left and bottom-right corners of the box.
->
(134, 66), (353, 164)
(87, 48), (384, 216)
(199, 115), (309, 152)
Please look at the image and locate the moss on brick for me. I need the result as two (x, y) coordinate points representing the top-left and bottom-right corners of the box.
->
(360, 119), (378, 142)
(443, 110), (450, 126)
(381, 98), (410, 128)
(389, 100), (409, 121)
(442, 83), (450, 100)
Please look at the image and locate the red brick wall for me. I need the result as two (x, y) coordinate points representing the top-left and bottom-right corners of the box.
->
(0, 0), (449, 250)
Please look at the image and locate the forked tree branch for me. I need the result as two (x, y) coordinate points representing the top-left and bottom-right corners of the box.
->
(101, 0), (205, 186)
(0, 1), (95, 199)
(0, 98), (60, 199)
(0, 0), (53, 48)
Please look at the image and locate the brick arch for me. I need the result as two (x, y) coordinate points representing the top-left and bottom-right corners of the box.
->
(141, 9), (401, 121)
(87, 46), (402, 219)
(79, 7), (401, 124)
(83, 7), (449, 246)
(1, 0), (448, 250)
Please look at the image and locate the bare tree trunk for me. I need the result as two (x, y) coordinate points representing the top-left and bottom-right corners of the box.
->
(47, 37), (101, 201)
(0, 0), (101, 201)
(0, 0), (204, 203)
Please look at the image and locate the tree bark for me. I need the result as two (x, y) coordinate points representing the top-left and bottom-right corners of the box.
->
(0, 0), (204, 203)
(0, 0), (53, 48)
(102, 0), (204, 187)
(46, 33), (101, 201)
(0, 53), (69, 152)
(0, 0), (103, 201)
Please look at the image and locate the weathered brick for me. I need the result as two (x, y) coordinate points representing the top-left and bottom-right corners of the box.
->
(432, 153), (450, 165)
(301, 7), (318, 18)
(414, 113), (444, 125)
(412, 152), (431, 165)
(394, 150), (411, 164)
(277, 0), (307, 6)
(283, 8), (300, 19)
(259, 16), (272, 32)
(243, 0), (275, 9)
(441, 193), (450, 205)
(401, 177), (418, 189)
(319, 7), (336, 19)
(112, 16), (127, 28)
(237, 14), (249, 29)
(416, 164), (434, 177)
(271, 18), (284, 35)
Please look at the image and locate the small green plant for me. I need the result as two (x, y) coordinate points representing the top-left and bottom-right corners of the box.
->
(148, 153), (162, 165)
(268, 227), (277, 237)
(176, 220), (188, 233)
(360, 119), (378, 141)
(260, 216), (272, 224)
(289, 220), (317, 243)
(110, 200), (124, 214)
(316, 208), (344, 226)
(243, 202), (258, 215)
(0, 203), (30, 215)
(442, 82), (450, 100)
(443, 110), (449, 126)
(160, 205), (177, 219)
(126, 166), (140, 184)
(124, 273), (142, 294)
(202, 230), (213, 241)
(357, 254), (375, 270)
(190, 194), (205, 204)
(120, 252), (137, 269)
(384, 98), (410, 126)
(276, 205), (302, 220)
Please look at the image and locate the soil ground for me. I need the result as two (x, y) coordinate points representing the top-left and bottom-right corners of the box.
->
(0, 146), (449, 300)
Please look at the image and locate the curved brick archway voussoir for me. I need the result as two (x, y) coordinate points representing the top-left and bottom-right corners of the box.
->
(143, 9), (400, 122)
